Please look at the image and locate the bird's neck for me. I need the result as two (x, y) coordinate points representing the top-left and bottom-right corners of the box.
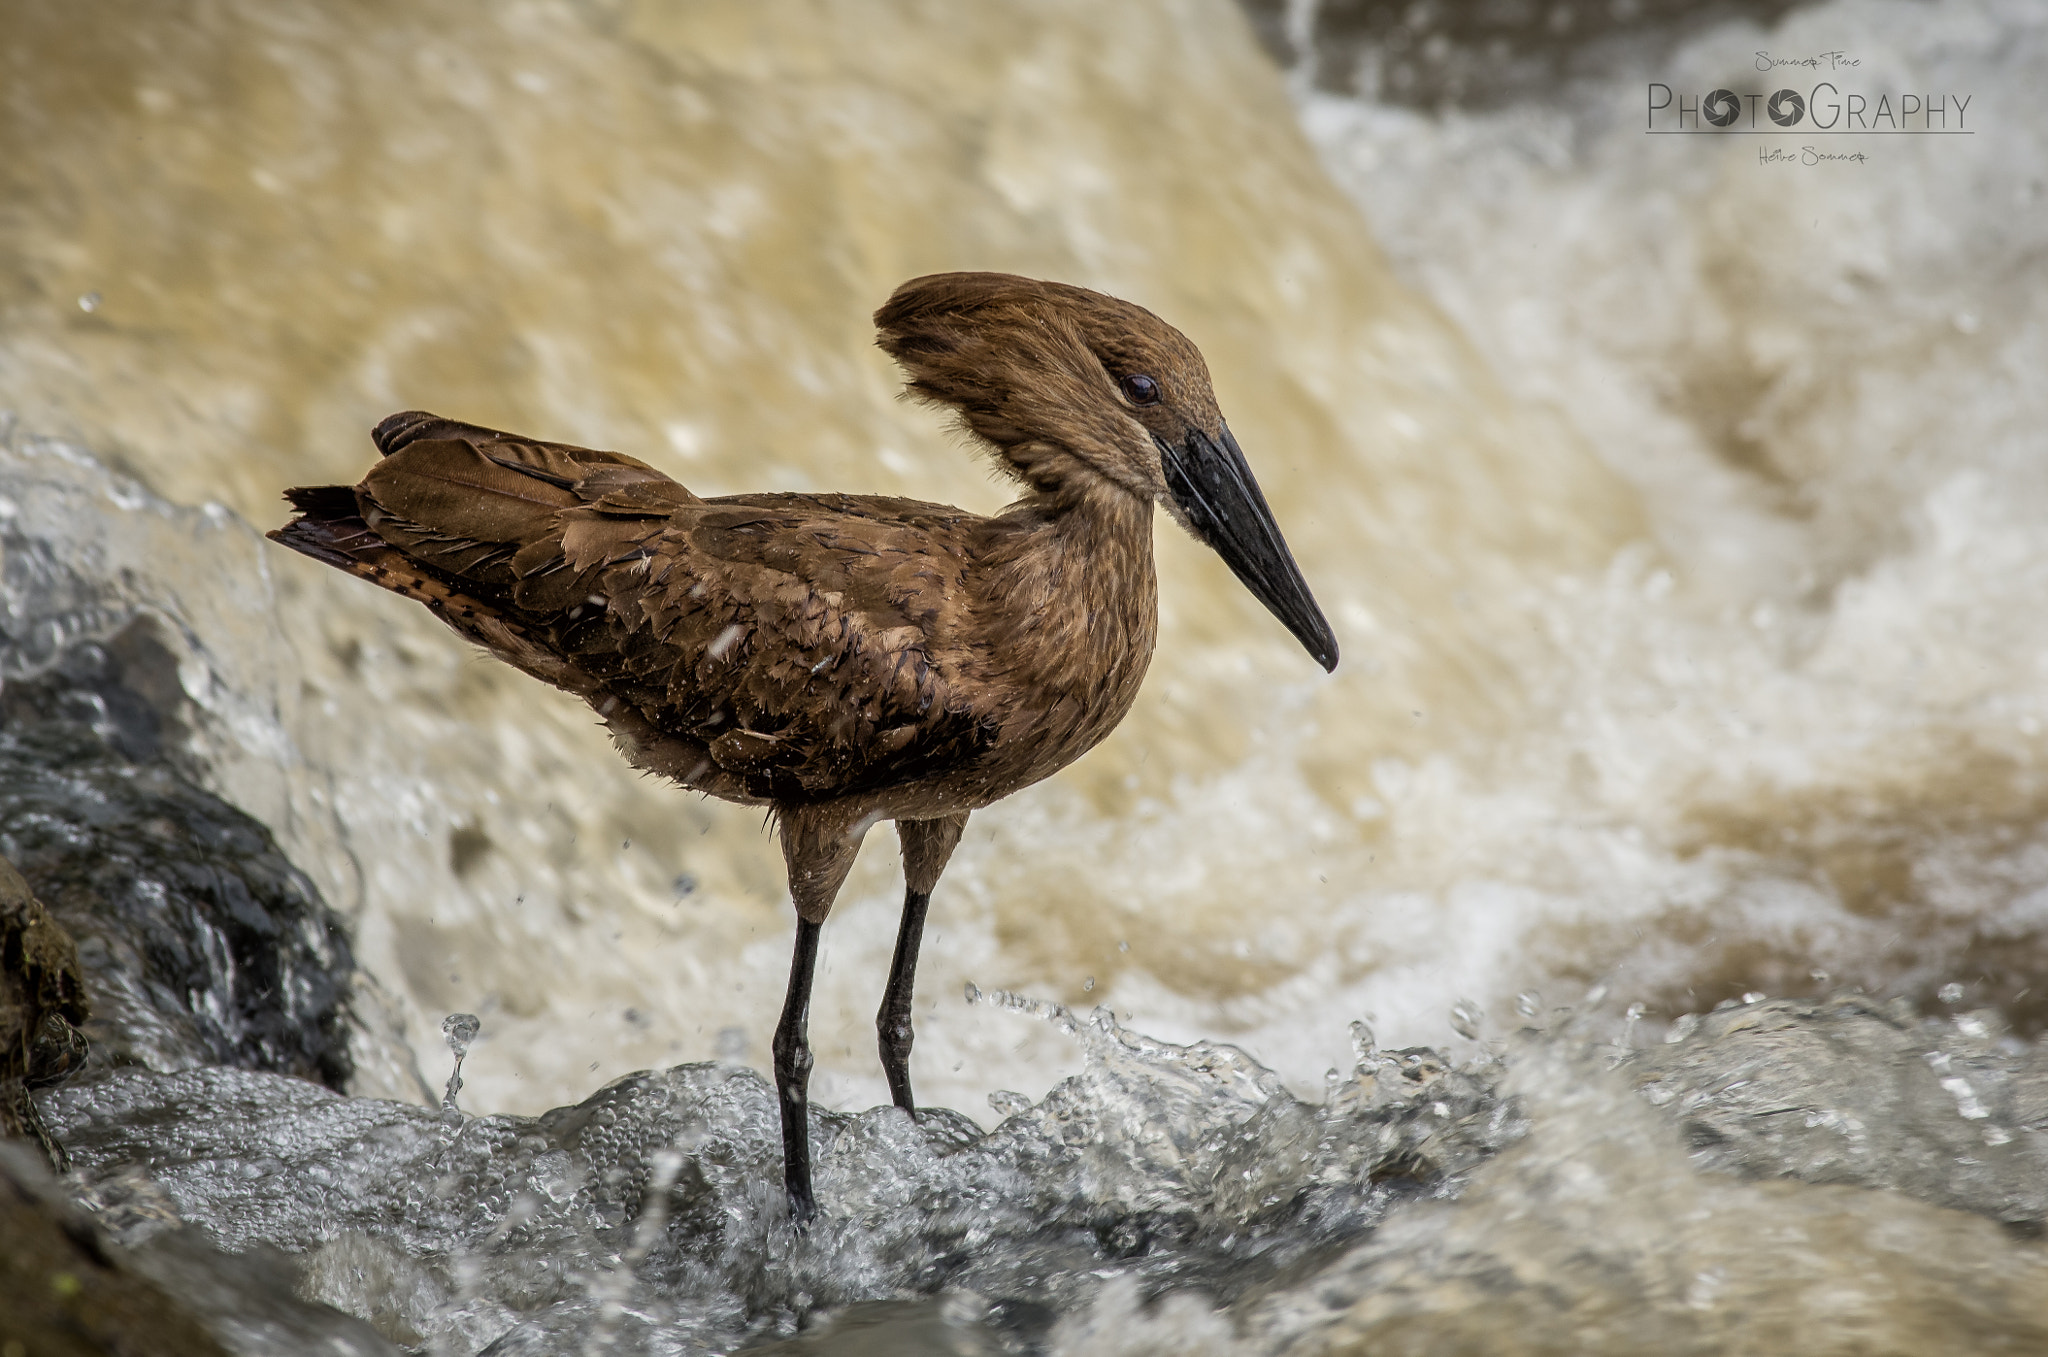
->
(978, 474), (1159, 698)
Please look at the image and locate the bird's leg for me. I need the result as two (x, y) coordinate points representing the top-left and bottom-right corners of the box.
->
(772, 808), (867, 1223)
(879, 813), (969, 1115)
(877, 887), (930, 1113)
(772, 917), (822, 1224)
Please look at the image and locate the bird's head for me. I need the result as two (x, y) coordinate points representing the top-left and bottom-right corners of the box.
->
(875, 271), (1338, 672)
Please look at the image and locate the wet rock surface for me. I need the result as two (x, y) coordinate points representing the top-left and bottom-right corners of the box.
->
(0, 624), (355, 1089)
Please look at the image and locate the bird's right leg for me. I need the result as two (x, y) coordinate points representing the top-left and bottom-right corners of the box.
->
(878, 813), (969, 1115)
(773, 809), (866, 1224)
(771, 916), (822, 1223)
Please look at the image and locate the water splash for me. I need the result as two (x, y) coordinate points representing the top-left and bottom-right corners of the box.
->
(442, 1013), (481, 1113)
(40, 993), (2048, 1354)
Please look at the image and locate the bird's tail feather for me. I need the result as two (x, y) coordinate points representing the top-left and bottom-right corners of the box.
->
(268, 505), (577, 685)
(281, 484), (361, 518)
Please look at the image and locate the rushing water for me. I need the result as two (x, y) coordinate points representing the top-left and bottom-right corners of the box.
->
(4, 0), (2048, 1349)
(34, 985), (2048, 1354)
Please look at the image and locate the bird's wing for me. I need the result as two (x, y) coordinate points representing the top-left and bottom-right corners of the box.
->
(320, 414), (998, 801)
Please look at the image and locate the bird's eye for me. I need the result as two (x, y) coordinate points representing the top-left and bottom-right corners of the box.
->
(1120, 374), (1162, 407)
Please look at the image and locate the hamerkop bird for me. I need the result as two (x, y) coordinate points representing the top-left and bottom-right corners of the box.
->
(270, 272), (1338, 1219)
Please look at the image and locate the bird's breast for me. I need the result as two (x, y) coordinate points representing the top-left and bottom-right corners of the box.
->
(955, 496), (1160, 796)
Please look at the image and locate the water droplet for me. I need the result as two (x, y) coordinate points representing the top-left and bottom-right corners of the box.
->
(77, 291), (101, 313)
(1449, 1000), (1483, 1041)
(440, 1013), (480, 1112)
(1349, 1017), (1376, 1062)
(963, 981), (982, 1004)
(988, 1090), (1032, 1118)
(1583, 983), (1609, 1007)
(1741, 991), (1765, 1005)
(1939, 982), (1965, 1004)
(442, 1012), (480, 1055)
(1665, 1013), (1701, 1044)
(1515, 991), (1541, 1019)
(1082, 976), (1095, 992)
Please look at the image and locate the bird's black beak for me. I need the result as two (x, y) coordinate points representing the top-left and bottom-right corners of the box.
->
(1158, 425), (1339, 672)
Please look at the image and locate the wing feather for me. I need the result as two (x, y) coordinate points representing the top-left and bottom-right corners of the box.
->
(281, 412), (998, 803)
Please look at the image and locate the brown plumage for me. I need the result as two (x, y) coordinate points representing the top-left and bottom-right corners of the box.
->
(269, 271), (1336, 1219)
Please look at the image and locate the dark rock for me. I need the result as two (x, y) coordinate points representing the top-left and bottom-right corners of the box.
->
(1236, 0), (1818, 109)
(0, 620), (354, 1090)
(0, 853), (90, 1171)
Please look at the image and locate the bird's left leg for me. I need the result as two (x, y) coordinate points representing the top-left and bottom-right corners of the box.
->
(774, 808), (867, 1224)
(878, 812), (969, 1114)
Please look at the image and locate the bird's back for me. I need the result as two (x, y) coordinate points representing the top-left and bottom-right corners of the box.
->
(273, 413), (1003, 808)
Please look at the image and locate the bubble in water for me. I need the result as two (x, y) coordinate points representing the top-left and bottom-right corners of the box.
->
(1742, 991), (1766, 1005)
(440, 1012), (480, 1112)
(77, 291), (101, 313)
(1515, 991), (1541, 1020)
(1449, 1000), (1484, 1041)
(1665, 1013), (1701, 1044)
(1940, 982), (1965, 1004)
(1083, 976), (1095, 992)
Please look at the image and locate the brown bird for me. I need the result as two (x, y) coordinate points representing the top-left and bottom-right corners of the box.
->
(269, 272), (1337, 1219)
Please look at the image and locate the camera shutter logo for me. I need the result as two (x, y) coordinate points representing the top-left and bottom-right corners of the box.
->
(1704, 88), (1741, 127)
(1768, 88), (1806, 126)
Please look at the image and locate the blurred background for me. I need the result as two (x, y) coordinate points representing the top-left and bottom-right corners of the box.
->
(2, 0), (2041, 1120)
